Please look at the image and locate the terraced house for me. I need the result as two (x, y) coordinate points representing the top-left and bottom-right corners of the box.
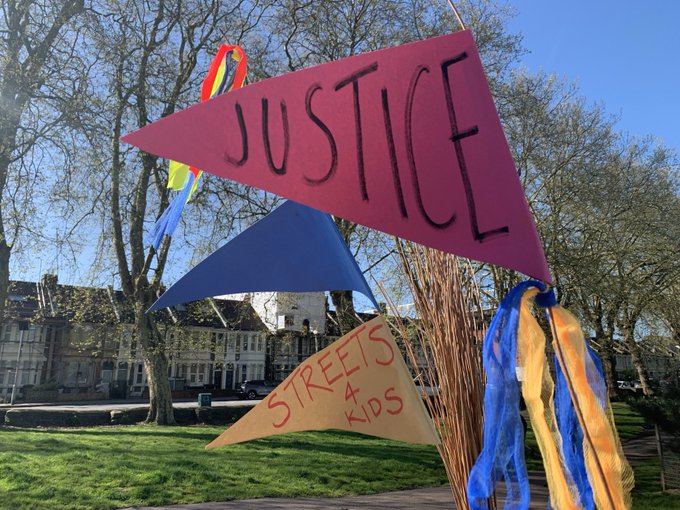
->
(0, 274), (270, 402)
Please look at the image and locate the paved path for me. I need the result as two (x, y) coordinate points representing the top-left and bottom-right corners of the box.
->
(127, 473), (553, 510)
(128, 487), (457, 510)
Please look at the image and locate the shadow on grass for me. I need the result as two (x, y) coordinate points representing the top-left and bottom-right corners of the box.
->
(0, 426), (441, 469)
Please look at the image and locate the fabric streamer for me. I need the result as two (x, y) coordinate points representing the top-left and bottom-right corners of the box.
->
(467, 280), (542, 510)
(469, 282), (633, 509)
(554, 351), (596, 510)
(517, 289), (581, 509)
(151, 173), (194, 250)
(152, 45), (248, 250)
(550, 305), (634, 510)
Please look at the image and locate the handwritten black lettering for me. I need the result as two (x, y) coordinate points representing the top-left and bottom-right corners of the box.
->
(261, 97), (290, 175)
(223, 102), (248, 166)
(381, 88), (408, 218)
(441, 53), (509, 241)
(304, 83), (338, 186)
(334, 62), (379, 201)
(405, 65), (456, 229)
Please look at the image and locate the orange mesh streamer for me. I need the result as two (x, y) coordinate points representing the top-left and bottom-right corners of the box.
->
(517, 290), (581, 509)
(550, 306), (634, 510)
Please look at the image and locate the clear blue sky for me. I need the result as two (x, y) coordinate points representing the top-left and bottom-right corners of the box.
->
(506, 0), (680, 155)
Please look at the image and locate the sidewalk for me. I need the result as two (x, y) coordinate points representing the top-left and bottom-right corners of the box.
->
(127, 469), (552, 510)
(128, 487), (457, 510)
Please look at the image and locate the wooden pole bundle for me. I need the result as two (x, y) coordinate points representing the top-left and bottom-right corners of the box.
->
(394, 241), (487, 509)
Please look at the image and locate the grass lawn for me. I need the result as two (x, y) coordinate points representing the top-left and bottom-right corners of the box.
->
(0, 403), (677, 509)
(524, 402), (680, 509)
(0, 426), (448, 509)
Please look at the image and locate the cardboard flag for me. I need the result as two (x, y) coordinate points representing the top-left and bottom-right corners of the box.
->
(122, 30), (552, 283)
(207, 316), (440, 447)
(150, 200), (378, 311)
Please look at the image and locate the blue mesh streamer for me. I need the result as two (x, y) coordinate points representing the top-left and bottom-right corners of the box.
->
(553, 343), (606, 510)
(151, 172), (195, 250)
(467, 280), (545, 509)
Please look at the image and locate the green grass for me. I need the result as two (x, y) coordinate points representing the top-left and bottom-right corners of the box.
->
(611, 401), (646, 442)
(0, 403), (677, 509)
(631, 457), (680, 509)
(0, 426), (448, 509)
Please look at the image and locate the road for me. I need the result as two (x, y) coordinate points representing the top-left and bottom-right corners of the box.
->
(0, 397), (258, 412)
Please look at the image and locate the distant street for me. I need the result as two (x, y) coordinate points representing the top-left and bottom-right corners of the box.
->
(0, 397), (258, 412)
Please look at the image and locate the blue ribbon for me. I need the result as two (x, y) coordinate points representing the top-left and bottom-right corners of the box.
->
(467, 280), (546, 509)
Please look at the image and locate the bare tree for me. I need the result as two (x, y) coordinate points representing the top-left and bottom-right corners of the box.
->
(83, 0), (265, 424)
(0, 0), (86, 318)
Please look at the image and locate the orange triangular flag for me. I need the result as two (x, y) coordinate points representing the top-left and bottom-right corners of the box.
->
(207, 316), (440, 448)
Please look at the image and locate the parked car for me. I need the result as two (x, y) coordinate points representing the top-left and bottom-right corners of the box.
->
(238, 380), (278, 400)
(617, 380), (639, 392)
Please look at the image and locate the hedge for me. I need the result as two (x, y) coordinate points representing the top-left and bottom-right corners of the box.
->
(2, 405), (253, 428)
(4, 409), (110, 427)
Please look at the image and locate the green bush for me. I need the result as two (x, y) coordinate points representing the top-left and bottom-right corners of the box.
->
(30, 381), (61, 392)
(628, 368), (680, 451)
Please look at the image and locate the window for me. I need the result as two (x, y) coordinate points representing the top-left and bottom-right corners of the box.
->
(190, 364), (198, 383)
(257, 335), (263, 352)
(176, 364), (186, 378)
(136, 364), (144, 384)
(250, 335), (256, 351)
(1, 324), (13, 343)
(242, 334), (248, 352)
(235, 334), (241, 353)
(241, 365), (248, 382)
(0, 373), (4, 385)
(284, 315), (294, 327)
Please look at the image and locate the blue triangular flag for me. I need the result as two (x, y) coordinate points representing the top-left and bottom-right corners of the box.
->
(150, 200), (378, 311)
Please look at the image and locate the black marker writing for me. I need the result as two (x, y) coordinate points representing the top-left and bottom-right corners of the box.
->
(334, 62), (379, 201)
(224, 102), (248, 166)
(262, 97), (290, 175)
(441, 53), (509, 241)
(405, 64), (456, 229)
(304, 83), (338, 186)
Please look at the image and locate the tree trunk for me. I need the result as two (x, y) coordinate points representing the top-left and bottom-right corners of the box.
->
(0, 239), (10, 320)
(134, 303), (175, 425)
(599, 334), (618, 394)
(143, 349), (174, 424)
(621, 326), (654, 396)
(330, 289), (359, 336)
